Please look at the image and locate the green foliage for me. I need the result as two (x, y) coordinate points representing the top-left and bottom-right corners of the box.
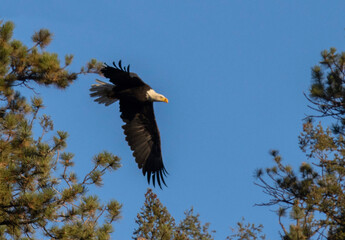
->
(256, 44), (345, 238)
(175, 208), (215, 240)
(308, 48), (345, 134)
(133, 189), (175, 240)
(0, 20), (102, 92)
(227, 218), (266, 240)
(0, 20), (120, 239)
(31, 29), (52, 48)
(133, 189), (214, 240)
(256, 121), (345, 239)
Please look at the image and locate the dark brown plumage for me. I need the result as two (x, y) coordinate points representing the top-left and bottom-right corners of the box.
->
(90, 61), (168, 188)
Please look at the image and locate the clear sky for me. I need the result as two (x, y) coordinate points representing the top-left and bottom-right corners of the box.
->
(3, 1), (345, 238)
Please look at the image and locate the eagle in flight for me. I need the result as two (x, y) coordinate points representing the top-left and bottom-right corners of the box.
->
(90, 61), (168, 188)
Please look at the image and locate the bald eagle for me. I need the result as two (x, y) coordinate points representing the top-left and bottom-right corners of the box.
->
(90, 61), (168, 188)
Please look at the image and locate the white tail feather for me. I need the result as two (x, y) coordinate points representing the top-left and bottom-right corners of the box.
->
(90, 79), (118, 106)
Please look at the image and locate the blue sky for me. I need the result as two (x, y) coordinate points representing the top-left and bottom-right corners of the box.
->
(3, 1), (345, 238)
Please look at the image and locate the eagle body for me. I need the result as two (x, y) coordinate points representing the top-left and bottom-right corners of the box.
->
(90, 61), (168, 188)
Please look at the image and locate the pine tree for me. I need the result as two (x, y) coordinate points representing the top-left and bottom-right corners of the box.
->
(0, 20), (121, 239)
(308, 47), (345, 134)
(133, 189), (176, 240)
(255, 47), (345, 239)
(227, 218), (266, 240)
(174, 207), (215, 240)
(133, 189), (214, 240)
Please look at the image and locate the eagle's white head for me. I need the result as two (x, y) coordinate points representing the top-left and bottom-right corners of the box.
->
(146, 89), (168, 103)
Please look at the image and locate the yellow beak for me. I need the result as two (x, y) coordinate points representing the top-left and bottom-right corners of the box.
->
(163, 97), (169, 103)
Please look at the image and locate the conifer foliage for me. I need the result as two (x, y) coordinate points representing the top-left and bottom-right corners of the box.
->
(133, 189), (215, 240)
(0, 21), (121, 239)
(227, 218), (266, 240)
(255, 48), (345, 239)
(308, 48), (345, 134)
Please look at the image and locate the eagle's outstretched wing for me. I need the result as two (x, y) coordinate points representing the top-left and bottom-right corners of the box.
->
(120, 100), (167, 188)
(101, 61), (145, 88)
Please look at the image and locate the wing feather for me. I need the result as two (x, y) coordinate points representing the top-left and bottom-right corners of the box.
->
(102, 61), (146, 88)
(120, 100), (167, 188)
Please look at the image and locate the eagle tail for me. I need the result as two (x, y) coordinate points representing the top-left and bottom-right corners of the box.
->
(90, 79), (118, 106)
